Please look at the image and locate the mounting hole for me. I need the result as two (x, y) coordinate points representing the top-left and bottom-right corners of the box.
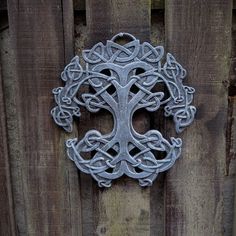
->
(112, 33), (136, 45)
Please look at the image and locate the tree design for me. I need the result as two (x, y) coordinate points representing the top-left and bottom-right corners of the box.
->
(51, 33), (196, 187)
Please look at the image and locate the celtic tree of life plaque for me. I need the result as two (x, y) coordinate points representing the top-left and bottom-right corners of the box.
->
(51, 32), (196, 187)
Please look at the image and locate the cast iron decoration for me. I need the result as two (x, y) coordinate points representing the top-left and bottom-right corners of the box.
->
(51, 33), (196, 187)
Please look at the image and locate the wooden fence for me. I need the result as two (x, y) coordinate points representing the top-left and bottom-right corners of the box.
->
(0, 0), (236, 235)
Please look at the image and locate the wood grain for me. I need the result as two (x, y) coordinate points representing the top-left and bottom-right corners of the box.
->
(6, 1), (82, 235)
(4, 0), (236, 11)
(75, 0), (164, 10)
(0, 59), (16, 235)
(230, 12), (236, 236)
(150, 9), (165, 236)
(80, 0), (152, 235)
(165, 0), (233, 235)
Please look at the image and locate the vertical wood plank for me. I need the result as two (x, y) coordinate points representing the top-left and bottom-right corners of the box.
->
(165, 0), (232, 235)
(80, 0), (152, 235)
(225, 88), (236, 234)
(6, 1), (82, 235)
(62, 0), (74, 64)
(74, 0), (165, 11)
(0, 62), (16, 235)
(150, 10), (165, 236)
(230, 11), (236, 236)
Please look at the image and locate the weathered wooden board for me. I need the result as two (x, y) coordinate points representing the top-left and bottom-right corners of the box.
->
(229, 4), (236, 179)
(6, 1), (82, 235)
(165, 0), (233, 235)
(149, 9), (166, 236)
(0, 61), (15, 235)
(75, 0), (164, 10)
(75, 0), (236, 11)
(78, 0), (154, 235)
(3, 0), (236, 11)
(231, 12), (236, 236)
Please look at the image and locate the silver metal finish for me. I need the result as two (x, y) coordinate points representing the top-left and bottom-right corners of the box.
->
(51, 33), (196, 187)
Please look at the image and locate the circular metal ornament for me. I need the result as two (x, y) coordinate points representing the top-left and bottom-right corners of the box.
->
(51, 33), (196, 187)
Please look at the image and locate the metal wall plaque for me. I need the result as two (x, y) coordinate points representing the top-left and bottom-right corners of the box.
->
(51, 33), (196, 187)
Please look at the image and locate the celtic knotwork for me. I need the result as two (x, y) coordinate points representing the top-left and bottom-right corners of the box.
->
(51, 32), (196, 187)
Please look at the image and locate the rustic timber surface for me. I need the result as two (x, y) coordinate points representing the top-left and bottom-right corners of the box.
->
(0, 0), (235, 235)
(165, 1), (233, 235)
